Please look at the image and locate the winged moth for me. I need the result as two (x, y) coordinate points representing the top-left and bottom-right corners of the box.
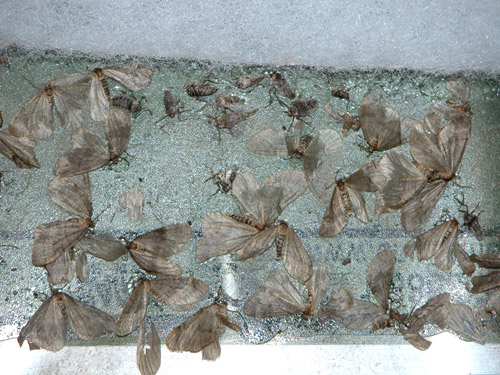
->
(137, 323), (161, 375)
(0, 130), (40, 168)
(119, 187), (145, 221)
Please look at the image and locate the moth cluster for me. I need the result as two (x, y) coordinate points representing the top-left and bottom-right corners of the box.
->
(2, 61), (496, 375)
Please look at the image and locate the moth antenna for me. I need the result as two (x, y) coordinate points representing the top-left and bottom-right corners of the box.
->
(93, 203), (111, 224)
(0, 244), (19, 249)
(20, 74), (39, 90)
(145, 201), (164, 226)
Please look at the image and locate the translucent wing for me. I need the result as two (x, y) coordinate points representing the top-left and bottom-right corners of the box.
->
(305, 266), (330, 315)
(319, 184), (347, 238)
(412, 221), (455, 261)
(146, 276), (208, 312)
(0, 130), (40, 168)
(346, 159), (385, 192)
(137, 323), (161, 375)
(433, 223), (459, 273)
(446, 77), (470, 102)
(335, 299), (387, 330)
(53, 128), (109, 177)
(366, 250), (395, 312)
(18, 295), (66, 352)
(346, 185), (369, 223)
(246, 128), (288, 156)
(280, 224), (312, 284)
(105, 107), (131, 160)
(89, 72), (110, 122)
(9, 91), (53, 139)
(130, 224), (191, 258)
(119, 187), (144, 220)
(243, 270), (305, 318)
(61, 293), (116, 340)
(103, 66), (155, 91)
(32, 218), (92, 266)
(117, 280), (149, 336)
(308, 162), (337, 206)
(129, 252), (182, 276)
(264, 170), (307, 214)
(358, 95), (402, 151)
(76, 236), (127, 261)
(234, 226), (280, 261)
(438, 115), (471, 176)
(45, 250), (75, 286)
(47, 173), (93, 218)
(320, 288), (354, 319)
(75, 250), (90, 282)
(410, 123), (449, 173)
(471, 272), (500, 294)
(433, 304), (485, 345)
(52, 83), (89, 132)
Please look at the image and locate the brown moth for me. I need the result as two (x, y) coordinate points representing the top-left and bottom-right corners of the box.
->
(32, 174), (94, 269)
(186, 80), (218, 99)
(215, 95), (245, 109)
(330, 86), (349, 100)
(324, 101), (361, 136)
(470, 253), (500, 294)
(111, 94), (141, 113)
(155, 90), (183, 128)
(9, 73), (90, 139)
(137, 323), (161, 375)
(195, 171), (311, 283)
(211, 108), (258, 140)
(270, 72), (296, 100)
(246, 119), (342, 181)
(432, 303), (485, 345)
(233, 72), (264, 90)
(404, 219), (475, 275)
(119, 187), (145, 221)
(53, 106), (131, 177)
(243, 267), (329, 318)
(375, 106), (471, 232)
(166, 301), (241, 361)
(18, 291), (116, 352)
(0, 130), (40, 169)
(204, 166), (238, 196)
(456, 194), (484, 241)
(286, 98), (318, 119)
(117, 275), (209, 336)
(310, 161), (384, 238)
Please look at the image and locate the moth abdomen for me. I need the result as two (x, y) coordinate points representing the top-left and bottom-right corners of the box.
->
(294, 135), (315, 157)
(226, 213), (265, 231)
(275, 223), (288, 259)
(287, 99), (318, 118)
(94, 68), (110, 99)
(338, 181), (352, 215)
(186, 83), (218, 98)
(111, 95), (141, 113)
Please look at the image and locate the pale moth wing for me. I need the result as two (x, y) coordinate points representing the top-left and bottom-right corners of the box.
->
(51, 83), (90, 132)
(233, 226), (280, 261)
(0, 130), (40, 168)
(89, 71), (110, 122)
(119, 187), (145, 220)
(319, 183), (348, 238)
(334, 299), (388, 330)
(130, 224), (192, 258)
(18, 295), (66, 352)
(471, 272), (500, 294)
(137, 323), (161, 375)
(45, 250), (75, 286)
(470, 253), (500, 269)
(76, 236), (128, 261)
(117, 280), (149, 336)
(105, 107), (131, 160)
(146, 276), (209, 312)
(75, 250), (90, 282)
(243, 270), (305, 318)
(280, 224), (313, 284)
(103, 66), (155, 91)
(320, 288), (354, 319)
(246, 128), (289, 156)
(9, 91), (53, 139)
(305, 266), (330, 315)
(366, 250), (396, 312)
(47, 173), (93, 218)
(433, 303), (485, 345)
(346, 185), (369, 223)
(264, 170), (307, 213)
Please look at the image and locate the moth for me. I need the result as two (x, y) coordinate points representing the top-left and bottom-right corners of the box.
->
(286, 98), (318, 119)
(117, 275), (209, 336)
(0, 130), (40, 169)
(204, 166), (238, 196)
(9, 73), (90, 139)
(242, 267), (329, 318)
(186, 80), (218, 99)
(445, 76), (472, 116)
(111, 94), (141, 113)
(456, 194), (484, 241)
(324, 101), (361, 136)
(246, 119), (341, 181)
(53, 106), (132, 177)
(155, 90), (183, 128)
(310, 161), (384, 238)
(195, 171), (312, 284)
(137, 323), (161, 375)
(375, 106), (471, 232)
(119, 187), (145, 221)
(233, 72), (264, 90)
(404, 219), (475, 275)
(210, 108), (258, 140)
(470, 253), (500, 294)
(215, 95), (245, 109)
(269, 72), (296, 100)
(166, 301), (241, 361)
(18, 291), (116, 352)
(330, 86), (349, 100)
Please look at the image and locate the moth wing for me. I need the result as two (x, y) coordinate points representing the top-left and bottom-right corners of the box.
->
(403, 333), (432, 351)
(308, 266), (330, 314)
(119, 187), (145, 220)
(166, 305), (221, 353)
(470, 253), (500, 269)
(75, 250), (90, 282)
(103, 66), (155, 91)
(32, 218), (91, 266)
(62, 293), (116, 340)
(243, 270), (305, 318)
(45, 250), (75, 286)
(471, 272), (500, 294)
(320, 288), (354, 319)
(195, 212), (260, 263)
(201, 342), (221, 361)
(53, 129), (109, 177)
(77, 236), (127, 261)
(146, 276), (208, 312)
(410, 124), (448, 173)
(18, 295), (66, 352)
(47, 173), (93, 218)
(401, 180), (447, 232)
(400, 117), (421, 144)
(346, 158), (386, 192)
(117, 281), (149, 336)
(52, 83), (89, 132)
(308, 162), (337, 206)
(346, 185), (369, 223)
(453, 242), (475, 276)
(0, 130), (40, 168)
(406, 293), (450, 333)
(105, 107), (131, 160)
(131, 224), (191, 258)
(282, 225), (313, 284)
(414, 221), (454, 261)
(335, 299), (388, 330)
(487, 290), (500, 315)
(234, 226), (280, 261)
(359, 95), (401, 151)
(89, 74), (110, 122)
(446, 77), (470, 102)
(319, 185), (347, 238)
(130, 252), (182, 276)
(433, 224), (459, 272)
(9, 91), (53, 139)
(264, 170), (307, 215)
(366, 250), (395, 312)
(292, 119), (304, 147)
(246, 128), (288, 156)
(316, 128), (342, 155)
(433, 304), (485, 345)
(137, 323), (161, 375)
(231, 172), (262, 219)
(438, 115), (471, 175)
(375, 151), (426, 215)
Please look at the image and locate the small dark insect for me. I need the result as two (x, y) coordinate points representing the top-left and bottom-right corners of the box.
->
(331, 86), (350, 100)
(210, 109), (258, 141)
(162, 90), (182, 118)
(287, 98), (318, 119)
(186, 80), (218, 99)
(234, 73), (264, 90)
(0, 56), (10, 66)
(204, 166), (238, 197)
(270, 72), (296, 100)
(111, 95), (141, 113)
(342, 258), (351, 266)
(455, 194), (484, 241)
(215, 95), (245, 109)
